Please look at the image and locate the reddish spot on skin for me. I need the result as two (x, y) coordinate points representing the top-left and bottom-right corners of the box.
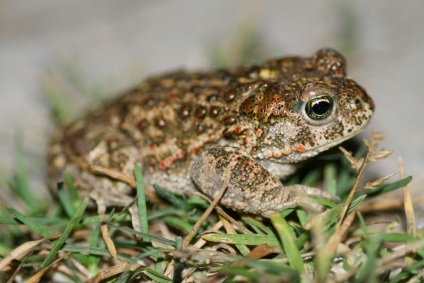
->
(224, 130), (232, 137)
(159, 150), (186, 170)
(235, 202), (244, 209)
(293, 144), (306, 152)
(256, 129), (263, 137)
(150, 144), (157, 150)
(204, 137), (217, 144)
(159, 158), (173, 170)
(225, 116), (236, 125)
(235, 126), (243, 134)
(273, 150), (282, 159)
(107, 137), (117, 146)
(177, 150), (186, 159)
(195, 125), (204, 134)
(264, 150), (272, 158)
(222, 200), (231, 206)
(283, 148), (291, 155)
(191, 137), (216, 154)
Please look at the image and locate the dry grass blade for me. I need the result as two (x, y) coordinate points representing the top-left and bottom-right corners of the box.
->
(371, 130), (386, 142)
(364, 172), (396, 189)
(88, 262), (132, 283)
(6, 254), (31, 283)
(399, 157), (416, 237)
(0, 233), (61, 271)
(338, 146), (361, 172)
(247, 244), (282, 259)
(192, 191), (252, 234)
(27, 254), (67, 283)
(399, 157), (416, 267)
(182, 186), (227, 248)
(369, 149), (392, 162)
(101, 222), (117, 259)
(91, 165), (159, 202)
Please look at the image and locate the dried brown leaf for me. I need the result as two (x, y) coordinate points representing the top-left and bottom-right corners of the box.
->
(356, 158), (365, 171)
(369, 149), (392, 162)
(88, 262), (132, 283)
(0, 233), (61, 271)
(364, 172), (396, 189)
(371, 131), (385, 142)
(27, 255), (67, 283)
(338, 146), (360, 172)
(363, 139), (371, 148)
(101, 223), (117, 259)
(247, 244), (282, 259)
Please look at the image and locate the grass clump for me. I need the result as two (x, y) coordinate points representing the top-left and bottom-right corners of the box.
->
(0, 130), (419, 282)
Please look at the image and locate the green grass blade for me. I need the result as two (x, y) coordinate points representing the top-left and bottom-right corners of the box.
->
(203, 233), (280, 247)
(6, 207), (53, 237)
(57, 182), (77, 218)
(270, 213), (305, 273)
(363, 176), (412, 197)
(134, 164), (149, 240)
(153, 184), (186, 208)
(144, 268), (172, 282)
(41, 197), (89, 269)
(116, 226), (176, 247)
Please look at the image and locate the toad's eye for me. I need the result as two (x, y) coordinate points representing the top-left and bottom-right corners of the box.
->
(305, 96), (334, 120)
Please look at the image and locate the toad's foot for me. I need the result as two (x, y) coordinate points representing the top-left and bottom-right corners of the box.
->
(191, 146), (338, 217)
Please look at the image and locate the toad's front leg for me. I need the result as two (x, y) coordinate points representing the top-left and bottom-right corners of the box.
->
(191, 146), (336, 217)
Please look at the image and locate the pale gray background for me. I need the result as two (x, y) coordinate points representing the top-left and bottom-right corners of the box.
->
(1, 1), (423, 206)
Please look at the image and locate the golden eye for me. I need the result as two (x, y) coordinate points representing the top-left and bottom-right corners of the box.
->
(305, 96), (334, 120)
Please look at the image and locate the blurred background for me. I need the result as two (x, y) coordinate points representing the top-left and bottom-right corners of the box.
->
(1, 0), (423, 217)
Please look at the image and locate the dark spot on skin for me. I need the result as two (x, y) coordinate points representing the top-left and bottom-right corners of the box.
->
(209, 147), (227, 158)
(107, 136), (118, 146)
(210, 106), (220, 117)
(137, 119), (149, 130)
(324, 122), (344, 140)
(207, 94), (218, 102)
(195, 106), (207, 118)
(178, 105), (191, 119)
(144, 96), (157, 107)
(225, 116), (236, 125)
(195, 124), (204, 134)
(225, 90), (237, 102)
(156, 117), (166, 128)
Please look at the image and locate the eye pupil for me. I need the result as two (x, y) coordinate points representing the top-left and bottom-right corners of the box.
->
(305, 96), (334, 120)
(312, 100), (330, 115)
